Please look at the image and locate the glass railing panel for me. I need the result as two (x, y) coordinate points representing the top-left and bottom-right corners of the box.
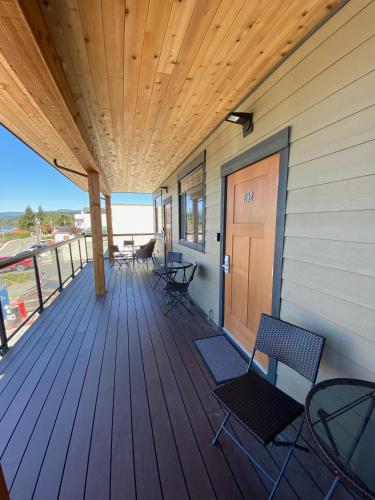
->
(78, 239), (86, 265)
(84, 236), (109, 259)
(0, 237), (87, 349)
(102, 236), (108, 259)
(70, 240), (81, 272)
(0, 257), (39, 344)
(57, 244), (73, 284)
(36, 249), (59, 302)
(85, 236), (93, 260)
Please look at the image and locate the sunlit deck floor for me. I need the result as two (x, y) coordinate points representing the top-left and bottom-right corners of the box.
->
(0, 262), (353, 500)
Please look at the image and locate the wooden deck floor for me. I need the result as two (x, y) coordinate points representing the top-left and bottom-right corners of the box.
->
(0, 263), (354, 500)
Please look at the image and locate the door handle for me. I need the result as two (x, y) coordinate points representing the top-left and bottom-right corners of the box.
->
(223, 254), (231, 274)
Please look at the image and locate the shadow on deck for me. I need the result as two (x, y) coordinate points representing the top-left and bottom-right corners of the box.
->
(0, 262), (353, 500)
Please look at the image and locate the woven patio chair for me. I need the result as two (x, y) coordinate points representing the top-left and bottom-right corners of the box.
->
(153, 251), (182, 288)
(135, 238), (156, 267)
(212, 313), (325, 500)
(164, 262), (197, 315)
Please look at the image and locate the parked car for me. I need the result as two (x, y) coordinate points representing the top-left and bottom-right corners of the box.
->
(28, 244), (48, 251)
(0, 254), (33, 273)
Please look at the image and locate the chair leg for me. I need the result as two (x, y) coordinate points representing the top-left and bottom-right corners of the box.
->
(324, 476), (340, 500)
(268, 417), (305, 500)
(164, 294), (178, 315)
(212, 411), (230, 446)
(173, 292), (191, 313)
(153, 275), (161, 288)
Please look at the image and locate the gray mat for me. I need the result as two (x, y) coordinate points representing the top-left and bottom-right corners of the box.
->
(194, 335), (248, 384)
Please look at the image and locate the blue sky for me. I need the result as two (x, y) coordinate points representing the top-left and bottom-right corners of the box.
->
(0, 126), (152, 212)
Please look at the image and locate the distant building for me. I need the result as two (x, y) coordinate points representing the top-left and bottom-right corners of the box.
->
(53, 226), (75, 242)
(74, 212), (106, 232)
(74, 204), (153, 246)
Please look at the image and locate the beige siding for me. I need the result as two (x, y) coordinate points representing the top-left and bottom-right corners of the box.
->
(161, 0), (375, 396)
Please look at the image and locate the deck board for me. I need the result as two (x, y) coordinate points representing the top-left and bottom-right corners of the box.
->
(0, 262), (353, 500)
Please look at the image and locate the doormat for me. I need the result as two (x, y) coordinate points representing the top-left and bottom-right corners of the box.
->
(194, 335), (248, 384)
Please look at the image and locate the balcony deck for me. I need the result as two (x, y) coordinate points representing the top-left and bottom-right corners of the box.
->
(0, 262), (353, 500)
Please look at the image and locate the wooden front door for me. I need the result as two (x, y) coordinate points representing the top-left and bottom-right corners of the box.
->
(164, 201), (172, 254)
(224, 154), (280, 372)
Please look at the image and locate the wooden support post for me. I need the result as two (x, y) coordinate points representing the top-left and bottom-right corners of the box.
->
(0, 463), (9, 500)
(105, 195), (114, 261)
(88, 171), (106, 295)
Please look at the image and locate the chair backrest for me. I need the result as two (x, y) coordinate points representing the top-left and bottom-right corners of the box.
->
(140, 238), (156, 256)
(167, 251), (182, 263)
(123, 239), (134, 246)
(187, 262), (198, 285)
(253, 314), (325, 383)
(110, 244), (120, 253)
(148, 238), (156, 250)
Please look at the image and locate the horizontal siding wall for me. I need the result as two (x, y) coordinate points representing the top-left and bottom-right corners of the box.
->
(161, 0), (375, 397)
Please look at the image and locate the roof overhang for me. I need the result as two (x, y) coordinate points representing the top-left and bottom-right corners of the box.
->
(0, 0), (347, 193)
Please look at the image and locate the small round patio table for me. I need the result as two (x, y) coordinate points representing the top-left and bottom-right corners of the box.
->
(305, 378), (375, 499)
(165, 261), (192, 282)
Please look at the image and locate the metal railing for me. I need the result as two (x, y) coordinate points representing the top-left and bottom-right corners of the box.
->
(112, 233), (155, 253)
(112, 233), (154, 244)
(0, 233), (148, 353)
(0, 235), (89, 352)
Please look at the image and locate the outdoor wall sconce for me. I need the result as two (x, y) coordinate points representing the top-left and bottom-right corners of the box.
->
(225, 112), (253, 137)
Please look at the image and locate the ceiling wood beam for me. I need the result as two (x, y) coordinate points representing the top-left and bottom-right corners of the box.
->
(0, 0), (110, 194)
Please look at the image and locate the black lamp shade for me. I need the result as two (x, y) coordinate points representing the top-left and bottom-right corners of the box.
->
(225, 112), (253, 136)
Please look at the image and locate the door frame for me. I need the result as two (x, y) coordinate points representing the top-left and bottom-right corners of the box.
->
(162, 195), (172, 254)
(219, 127), (290, 383)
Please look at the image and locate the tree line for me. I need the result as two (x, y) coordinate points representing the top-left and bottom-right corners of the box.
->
(16, 206), (75, 232)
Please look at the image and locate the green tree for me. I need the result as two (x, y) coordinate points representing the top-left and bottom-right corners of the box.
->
(37, 205), (45, 224)
(18, 206), (35, 230)
(50, 212), (74, 227)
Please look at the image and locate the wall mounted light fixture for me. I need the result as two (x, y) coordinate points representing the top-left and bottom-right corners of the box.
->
(225, 112), (253, 137)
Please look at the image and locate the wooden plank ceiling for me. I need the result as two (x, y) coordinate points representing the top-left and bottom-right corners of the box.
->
(0, 0), (346, 193)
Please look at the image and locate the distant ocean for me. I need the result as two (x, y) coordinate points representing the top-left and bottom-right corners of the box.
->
(0, 227), (15, 233)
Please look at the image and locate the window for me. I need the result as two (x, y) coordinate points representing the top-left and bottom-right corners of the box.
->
(179, 162), (205, 252)
(154, 195), (162, 234)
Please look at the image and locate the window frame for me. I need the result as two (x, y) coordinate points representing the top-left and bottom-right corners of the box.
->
(178, 151), (206, 253)
(153, 194), (162, 235)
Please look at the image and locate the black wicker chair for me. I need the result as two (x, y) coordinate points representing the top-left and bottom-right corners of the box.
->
(135, 238), (156, 267)
(164, 262), (197, 315)
(212, 314), (325, 499)
(153, 251), (182, 288)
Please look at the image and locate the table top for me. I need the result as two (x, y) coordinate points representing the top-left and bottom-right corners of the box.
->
(306, 378), (375, 498)
(165, 261), (192, 270)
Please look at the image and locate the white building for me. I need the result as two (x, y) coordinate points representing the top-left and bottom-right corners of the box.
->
(74, 212), (106, 232)
(53, 226), (75, 242)
(74, 204), (154, 247)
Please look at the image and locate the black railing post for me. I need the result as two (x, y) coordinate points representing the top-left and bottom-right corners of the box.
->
(84, 235), (89, 262)
(69, 242), (75, 278)
(78, 238), (83, 269)
(0, 303), (9, 353)
(55, 247), (63, 291)
(33, 255), (44, 313)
